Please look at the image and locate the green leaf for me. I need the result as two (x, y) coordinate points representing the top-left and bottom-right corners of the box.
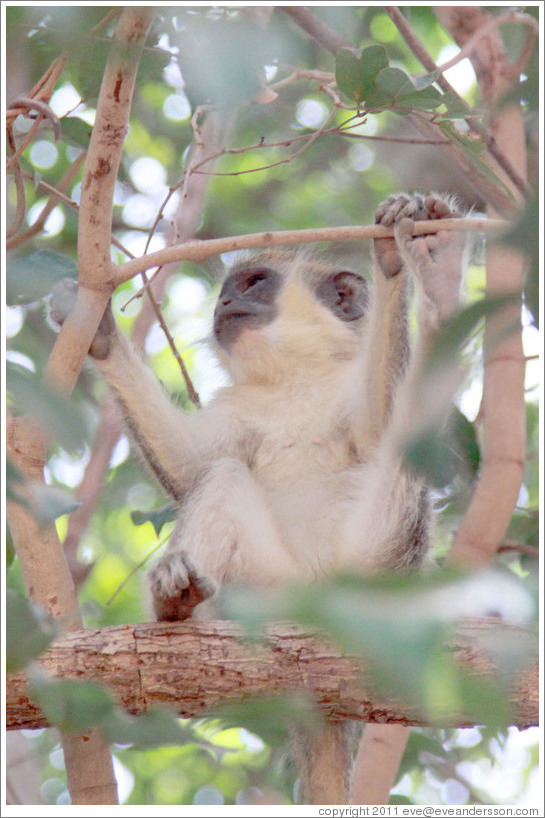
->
(335, 45), (389, 104)
(404, 425), (458, 489)
(131, 503), (177, 536)
(7, 250), (78, 306)
(6, 589), (59, 673)
(438, 121), (514, 201)
(404, 406), (480, 489)
(412, 70), (441, 91)
(7, 362), (88, 453)
(61, 116), (93, 148)
(440, 91), (471, 118)
(425, 294), (519, 374)
(500, 192), (539, 328)
(335, 48), (367, 104)
(26, 482), (81, 524)
(216, 693), (320, 745)
(223, 570), (535, 725)
(398, 87), (443, 110)
(29, 670), (117, 733)
(374, 66), (414, 100)
(100, 706), (195, 748)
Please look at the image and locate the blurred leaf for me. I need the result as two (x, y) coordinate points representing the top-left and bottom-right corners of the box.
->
(175, 15), (278, 107)
(500, 193), (539, 328)
(6, 459), (27, 503)
(29, 669), (117, 732)
(425, 294), (518, 374)
(404, 406), (480, 489)
(7, 250), (78, 306)
(7, 362), (87, 452)
(131, 503), (177, 535)
(61, 116), (92, 148)
(216, 694), (320, 745)
(6, 589), (59, 673)
(222, 569), (535, 725)
(438, 121), (514, 201)
(448, 406), (480, 477)
(440, 92), (473, 118)
(26, 482), (81, 524)
(101, 707), (197, 748)
(398, 729), (447, 780)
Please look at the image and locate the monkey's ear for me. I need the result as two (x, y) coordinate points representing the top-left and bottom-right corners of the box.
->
(317, 271), (369, 321)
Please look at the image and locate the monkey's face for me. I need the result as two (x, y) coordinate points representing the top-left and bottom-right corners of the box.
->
(213, 252), (369, 385)
(213, 264), (282, 351)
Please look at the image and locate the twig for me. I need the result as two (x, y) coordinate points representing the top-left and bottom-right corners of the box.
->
(113, 217), (506, 285)
(111, 237), (201, 408)
(280, 6), (350, 54)
(7, 97), (61, 141)
(6, 160), (26, 239)
(498, 541), (539, 559)
(7, 152), (86, 250)
(384, 7), (530, 198)
(433, 10), (538, 78)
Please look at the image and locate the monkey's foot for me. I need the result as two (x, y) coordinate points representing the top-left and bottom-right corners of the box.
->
(149, 552), (217, 621)
(374, 193), (461, 279)
(47, 277), (115, 359)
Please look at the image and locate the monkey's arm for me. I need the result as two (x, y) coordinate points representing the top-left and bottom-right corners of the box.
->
(356, 270), (411, 449)
(48, 280), (245, 501)
(356, 194), (465, 450)
(97, 334), (239, 500)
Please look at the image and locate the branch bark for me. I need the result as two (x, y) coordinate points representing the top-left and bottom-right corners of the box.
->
(6, 619), (537, 732)
(113, 218), (505, 286)
(436, 7), (528, 569)
(6, 7), (154, 805)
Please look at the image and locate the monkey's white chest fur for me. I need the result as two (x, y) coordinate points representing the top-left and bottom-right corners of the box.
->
(193, 370), (368, 584)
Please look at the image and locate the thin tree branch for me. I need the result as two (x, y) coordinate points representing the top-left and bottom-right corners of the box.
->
(433, 10), (537, 77)
(112, 217), (506, 286)
(7, 152), (86, 250)
(280, 6), (350, 54)
(385, 6), (530, 198)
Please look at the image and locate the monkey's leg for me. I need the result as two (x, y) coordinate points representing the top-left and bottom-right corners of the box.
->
(149, 457), (299, 620)
(291, 720), (359, 805)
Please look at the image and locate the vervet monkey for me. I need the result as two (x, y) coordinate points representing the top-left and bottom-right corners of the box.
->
(49, 193), (465, 804)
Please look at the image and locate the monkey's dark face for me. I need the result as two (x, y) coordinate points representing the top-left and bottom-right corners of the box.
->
(213, 254), (370, 385)
(213, 265), (282, 350)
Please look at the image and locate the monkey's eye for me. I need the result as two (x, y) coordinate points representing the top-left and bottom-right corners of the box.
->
(241, 272), (267, 292)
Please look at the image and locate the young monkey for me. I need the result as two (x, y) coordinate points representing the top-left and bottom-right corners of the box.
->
(49, 193), (465, 803)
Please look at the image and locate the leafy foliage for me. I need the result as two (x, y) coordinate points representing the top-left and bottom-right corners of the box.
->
(6, 589), (59, 673)
(5, 4), (539, 808)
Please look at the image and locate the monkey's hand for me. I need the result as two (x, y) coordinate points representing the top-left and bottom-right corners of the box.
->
(149, 552), (217, 621)
(374, 193), (463, 278)
(47, 277), (116, 360)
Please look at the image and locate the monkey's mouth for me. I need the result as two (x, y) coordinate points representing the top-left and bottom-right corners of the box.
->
(213, 312), (260, 348)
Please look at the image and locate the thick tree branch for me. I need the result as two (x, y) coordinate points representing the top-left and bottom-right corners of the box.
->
(437, 6), (528, 569)
(7, 8), (155, 806)
(6, 619), (537, 732)
(44, 8), (154, 398)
